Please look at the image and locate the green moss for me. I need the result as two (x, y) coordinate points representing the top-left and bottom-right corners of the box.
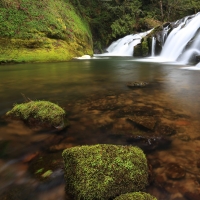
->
(62, 144), (148, 200)
(6, 100), (67, 128)
(0, 0), (93, 63)
(28, 153), (63, 180)
(134, 37), (150, 57)
(42, 170), (53, 178)
(134, 43), (142, 57)
(141, 38), (149, 57)
(114, 192), (157, 200)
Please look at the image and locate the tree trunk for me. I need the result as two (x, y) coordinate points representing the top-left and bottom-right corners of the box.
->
(159, 0), (164, 21)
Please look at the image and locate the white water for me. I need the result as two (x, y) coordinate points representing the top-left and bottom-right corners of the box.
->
(95, 30), (152, 56)
(95, 12), (200, 69)
(151, 37), (156, 57)
(161, 25), (171, 45)
(181, 62), (200, 70)
(160, 12), (200, 62)
(178, 32), (200, 64)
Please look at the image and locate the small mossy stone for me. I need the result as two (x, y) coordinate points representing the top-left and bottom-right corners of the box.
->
(114, 192), (157, 200)
(6, 100), (67, 129)
(62, 144), (148, 200)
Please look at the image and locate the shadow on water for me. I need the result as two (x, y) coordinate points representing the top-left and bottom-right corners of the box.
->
(1, 58), (200, 199)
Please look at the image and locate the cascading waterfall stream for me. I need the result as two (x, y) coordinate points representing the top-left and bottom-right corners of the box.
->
(95, 30), (152, 56)
(160, 12), (200, 62)
(96, 12), (200, 69)
(178, 31), (200, 64)
(151, 37), (156, 57)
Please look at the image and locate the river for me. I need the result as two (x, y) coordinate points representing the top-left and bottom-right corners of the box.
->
(0, 57), (200, 199)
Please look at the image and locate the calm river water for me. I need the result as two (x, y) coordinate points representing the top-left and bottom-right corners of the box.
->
(0, 57), (200, 200)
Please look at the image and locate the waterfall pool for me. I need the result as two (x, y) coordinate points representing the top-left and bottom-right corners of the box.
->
(1, 57), (200, 199)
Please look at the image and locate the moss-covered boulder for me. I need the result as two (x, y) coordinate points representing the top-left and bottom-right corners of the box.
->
(62, 144), (149, 200)
(114, 192), (157, 200)
(6, 100), (68, 130)
(134, 37), (151, 57)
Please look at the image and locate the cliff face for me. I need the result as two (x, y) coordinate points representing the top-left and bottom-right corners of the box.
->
(0, 0), (93, 63)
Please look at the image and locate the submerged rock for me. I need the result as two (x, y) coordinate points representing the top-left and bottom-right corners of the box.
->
(127, 81), (149, 88)
(62, 144), (149, 200)
(155, 124), (176, 136)
(6, 100), (68, 131)
(127, 116), (157, 131)
(113, 191), (157, 200)
(165, 163), (186, 180)
(126, 135), (171, 151)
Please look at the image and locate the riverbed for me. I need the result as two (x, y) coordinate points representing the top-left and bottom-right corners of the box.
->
(0, 57), (200, 200)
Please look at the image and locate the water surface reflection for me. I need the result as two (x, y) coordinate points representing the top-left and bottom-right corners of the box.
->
(0, 58), (200, 199)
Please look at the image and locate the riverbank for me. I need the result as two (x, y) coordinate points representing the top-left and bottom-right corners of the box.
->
(0, 0), (93, 63)
(0, 37), (93, 64)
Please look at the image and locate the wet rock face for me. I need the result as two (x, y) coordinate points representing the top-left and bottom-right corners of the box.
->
(196, 55), (200, 63)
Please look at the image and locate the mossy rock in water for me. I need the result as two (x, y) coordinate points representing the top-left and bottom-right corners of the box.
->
(62, 144), (148, 200)
(114, 192), (157, 200)
(6, 101), (68, 130)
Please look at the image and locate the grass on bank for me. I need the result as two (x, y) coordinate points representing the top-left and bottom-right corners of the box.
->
(0, 0), (93, 63)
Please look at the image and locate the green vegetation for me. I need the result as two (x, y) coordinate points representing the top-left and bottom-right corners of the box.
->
(0, 0), (93, 63)
(1, 0), (199, 61)
(28, 153), (63, 181)
(62, 144), (148, 200)
(41, 170), (53, 178)
(70, 0), (200, 51)
(6, 100), (68, 129)
(114, 192), (157, 200)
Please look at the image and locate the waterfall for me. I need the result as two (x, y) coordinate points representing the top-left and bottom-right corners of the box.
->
(95, 30), (152, 56)
(95, 12), (200, 66)
(151, 37), (156, 57)
(178, 31), (200, 64)
(161, 25), (171, 46)
(160, 12), (200, 62)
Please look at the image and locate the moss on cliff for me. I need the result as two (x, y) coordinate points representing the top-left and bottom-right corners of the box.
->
(0, 0), (93, 63)
(62, 144), (148, 200)
(134, 37), (150, 57)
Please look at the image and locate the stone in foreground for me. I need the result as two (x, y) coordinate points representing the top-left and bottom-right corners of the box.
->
(6, 100), (68, 130)
(114, 192), (157, 200)
(62, 144), (148, 200)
